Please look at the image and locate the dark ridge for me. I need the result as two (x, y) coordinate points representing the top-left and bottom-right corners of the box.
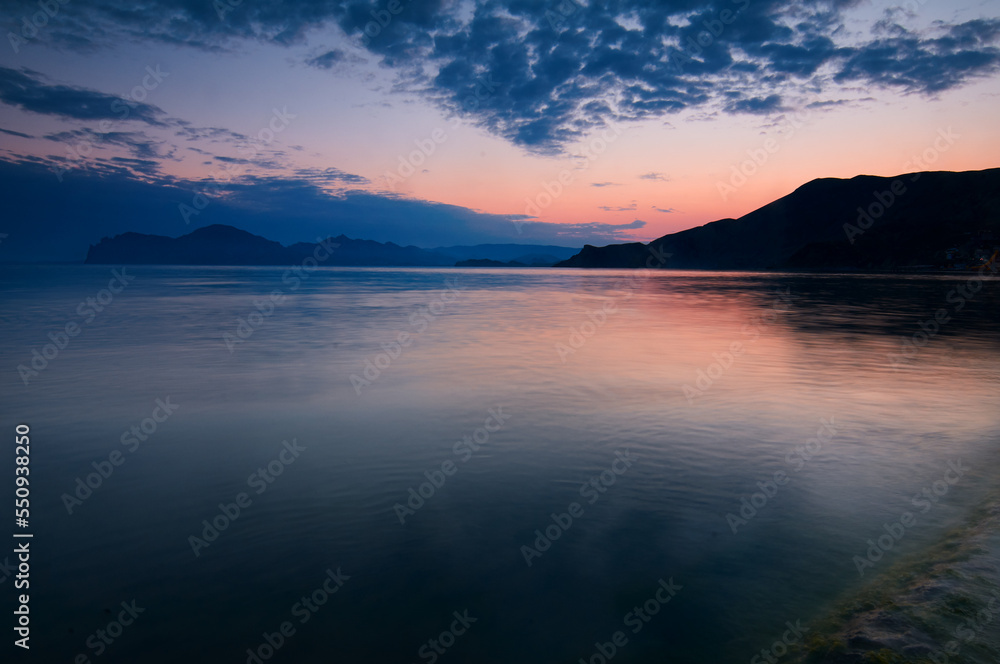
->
(556, 168), (1000, 271)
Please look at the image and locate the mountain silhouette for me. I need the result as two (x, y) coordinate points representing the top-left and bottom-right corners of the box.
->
(85, 225), (575, 266)
(557, 168), (1000, 270)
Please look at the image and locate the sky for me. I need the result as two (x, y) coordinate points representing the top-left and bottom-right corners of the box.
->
(1, 0), (999, 260)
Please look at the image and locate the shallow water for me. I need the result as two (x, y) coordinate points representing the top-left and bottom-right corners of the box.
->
(2, 265), (999, 663)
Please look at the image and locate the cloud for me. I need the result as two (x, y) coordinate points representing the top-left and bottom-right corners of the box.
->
(305, 47), (367, 70)
(513, 219), (647, 245)
(307, 49), (346, 69)
(342, 1), (1000, 150)
(173, 123), (248, 143)
(0, 127), (33, 138)
(4, 1), (999, 152)
(598, 201), (638, 212)
(834, 19), (1000, 93)
(0, 68), (294, 179)
(0, 66), (165, 124)
(107, 156), (164, 176)
(652, 206), (676, 213)
(806, 98), (857, 109)
(724, 94), (785, 115)
(590, 182), (621, 188)
(639, 172), (670, 182)
(44, 128), (166, 161)
(292, 166), (370, 186)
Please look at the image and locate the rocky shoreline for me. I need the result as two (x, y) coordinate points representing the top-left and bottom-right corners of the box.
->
(790, 494), (1000, 664)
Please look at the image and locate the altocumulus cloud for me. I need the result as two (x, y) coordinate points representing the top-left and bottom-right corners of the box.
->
(0, 66), (166, 124)
(4, 1), (998, 151)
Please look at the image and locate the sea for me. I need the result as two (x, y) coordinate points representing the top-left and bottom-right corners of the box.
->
(1, 265), (998, 663)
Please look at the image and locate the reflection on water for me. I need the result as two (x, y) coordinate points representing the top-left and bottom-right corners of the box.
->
(1, 266), (998, 663)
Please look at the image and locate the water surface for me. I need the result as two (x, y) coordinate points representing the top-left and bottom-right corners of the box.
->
(2, 265), (999, 663)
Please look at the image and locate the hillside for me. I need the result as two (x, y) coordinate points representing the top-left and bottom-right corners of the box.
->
(86, 225), (457, 266)
(557, 169), (1000, 270)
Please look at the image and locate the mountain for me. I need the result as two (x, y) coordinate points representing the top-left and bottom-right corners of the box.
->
(557, 168), (1000, 270)
(285, 236), (454, 266)
(84, 225), (580, 267)
(434, 244), (580, 266)
(85, 225), (458, 266)
(455, 258), (528, 267)
(85, 225), (294, 265)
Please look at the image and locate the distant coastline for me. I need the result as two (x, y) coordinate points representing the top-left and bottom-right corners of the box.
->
(74, 168), (1000, 273)
(83, 225), (579, 268)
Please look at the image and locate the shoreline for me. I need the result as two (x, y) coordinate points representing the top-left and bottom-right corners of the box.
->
(789, 492), (1000, 663)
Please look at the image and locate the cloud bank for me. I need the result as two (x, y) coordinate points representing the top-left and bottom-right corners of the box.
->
(5, 0), (998, 151)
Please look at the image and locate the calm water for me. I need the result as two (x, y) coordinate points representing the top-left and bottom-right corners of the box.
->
(2, 265), (999, 663)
